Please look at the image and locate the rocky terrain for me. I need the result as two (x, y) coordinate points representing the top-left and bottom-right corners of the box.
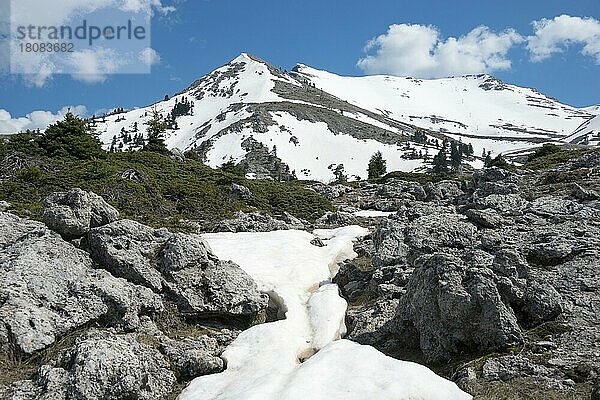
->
(0, 150), (599, 399)
(0, 189), (269, 400)
(325, 152), (600, 399)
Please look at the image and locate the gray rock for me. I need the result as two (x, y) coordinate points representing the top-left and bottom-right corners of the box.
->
(310, 237), (325, 247)
(394, 254), (523, 363)
(473, 167), (516, 185)
(169, 147), (186, 162)
(481, 355), (550, 381)
(377, 179), (427, 202)
(67, 329), (175, 400)
(572, 183), (599, 201)
(521, 281), (563, 325)
(164, 260), (268, 318)
(0, 215), (162, 354)
(0, 380), (42, 400)
(404, 213), (477, 253)
(529, 238), (579, 266)
(347, 299), (399, 347)
(491, 249), (529, 280)
(465, 208), (504, 228)
(277, 212), (306, 230)
(87, 219), (268, 319)
(158, 233), (216, 272)
(43, 189), (119, 240)
(371, 218), (408, 268)
(86, 219), (169, 292)
(592, 380), (600, 400)
(473, 194), (529, 216)
(0, 212), (47, 249)
(526, 196), (583, 219)
(310, 183), (352, 200)
(230, 183), (252, 200)
(474, 182), (520, 197)
(160, 336), (224, 379)
(316, 211), (356, 226)
(214, 211), (296, 232)
(425, 180), (464, 201)
(0, 201), (10, 212)
(396, 202), (456, 221)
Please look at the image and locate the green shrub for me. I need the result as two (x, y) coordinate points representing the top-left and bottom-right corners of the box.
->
(527, 143), (562, 162)
(0, 150), (333, 231)
(521, 148), (591, 170)
(487, 154), (516, 171)
(38, 112), (105, 160)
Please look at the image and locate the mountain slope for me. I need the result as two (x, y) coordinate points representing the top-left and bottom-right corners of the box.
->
(90, 53), (596, 182)
(92, 53), (437, 181)
(292, 64), (594, 149)
(566, 114), (600, 145)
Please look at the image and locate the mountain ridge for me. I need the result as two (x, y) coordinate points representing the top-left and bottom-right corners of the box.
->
(89, 53), (597, 182)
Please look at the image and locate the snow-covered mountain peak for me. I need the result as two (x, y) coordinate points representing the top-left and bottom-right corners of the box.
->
(90, 53), (597, 182)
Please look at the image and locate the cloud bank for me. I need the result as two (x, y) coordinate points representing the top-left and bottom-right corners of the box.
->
(0, 105), (87, 134)
(358, 15), (600, 78)
(6, 0), (171, 86)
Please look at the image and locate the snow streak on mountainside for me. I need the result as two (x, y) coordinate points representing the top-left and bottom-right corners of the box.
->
(566, 114), (600, 145)
(292, 65), (595, 150)
(90, 53), (597, 182)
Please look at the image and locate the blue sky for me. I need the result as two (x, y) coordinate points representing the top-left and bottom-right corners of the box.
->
(0, 0), (598, 127)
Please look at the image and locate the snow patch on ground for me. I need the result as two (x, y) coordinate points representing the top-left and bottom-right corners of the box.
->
(353, 210), (396, 218)
(178, 227), (471, 400)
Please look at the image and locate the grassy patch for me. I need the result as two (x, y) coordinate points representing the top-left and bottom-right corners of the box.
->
(521, 148), (593, 170)
(0, 325), (91, 387)
(469, 378), (591, 400)
(0, 151), (333, 231)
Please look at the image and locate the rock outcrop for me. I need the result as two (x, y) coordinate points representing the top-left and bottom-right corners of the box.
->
(0, 190), (269, 400)
(43, 189), (119, 240)
(214, 210), (304, 232)
(86, 219), (268, 320)
(326, 158), (600, 398)
(0, 214), (161, 354)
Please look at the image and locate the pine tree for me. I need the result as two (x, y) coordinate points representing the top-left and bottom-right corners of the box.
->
(484, 152), (493, 167)
(367, 151), (387, 179)
(467, 143), (474, 156)
(142, 108), (170, 155)
(450, 141), (462, 171)
(432, 148), (449, 174)
(333, 164), (348, 183)
(39, 112), (105, 160)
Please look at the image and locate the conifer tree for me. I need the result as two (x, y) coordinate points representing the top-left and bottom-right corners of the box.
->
(333, 164), (348, 183)
(432, 148), (449, 174)
(39, 112), (105, 160)
(142, 109), (170, 155)
(367, 151), (387, 179)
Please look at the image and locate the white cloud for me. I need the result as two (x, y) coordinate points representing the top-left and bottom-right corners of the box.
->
(138, 47), (161, 66)
(8, 0), (173, 86)
(0, 105), (87, 134)
(121, 0), (176, 15)
(357, 24), (523, 78)
(527, 15), (600, 63)
(68, 47), (124, 83)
